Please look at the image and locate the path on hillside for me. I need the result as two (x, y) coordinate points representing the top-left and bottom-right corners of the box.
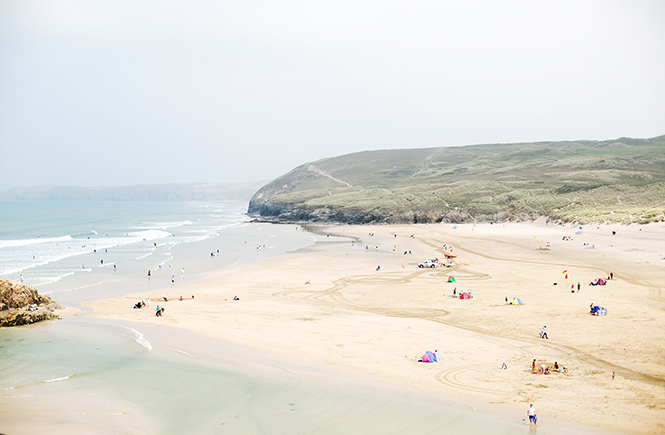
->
(307, 165), (352, 187)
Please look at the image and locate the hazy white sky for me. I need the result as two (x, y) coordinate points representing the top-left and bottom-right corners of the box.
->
(1, 0), (663, 189)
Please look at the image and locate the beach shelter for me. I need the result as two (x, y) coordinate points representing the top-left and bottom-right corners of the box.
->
(511, 298), (524, 305)
(447, 276), (456, 283)
(459, 292), (471, 299)
(421, 351), (437, 363)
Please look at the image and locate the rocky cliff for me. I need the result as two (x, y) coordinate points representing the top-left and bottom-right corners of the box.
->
(0, 280), (64, 326)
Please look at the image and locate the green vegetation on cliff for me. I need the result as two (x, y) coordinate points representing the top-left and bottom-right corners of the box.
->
(249, 136), (665, 224)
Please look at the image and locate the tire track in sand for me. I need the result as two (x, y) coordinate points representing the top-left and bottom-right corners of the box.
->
(418, 235), (665, 389)
(274, 242), (665, 394)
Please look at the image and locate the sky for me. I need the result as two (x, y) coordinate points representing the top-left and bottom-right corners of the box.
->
(1, 0), (664, 190)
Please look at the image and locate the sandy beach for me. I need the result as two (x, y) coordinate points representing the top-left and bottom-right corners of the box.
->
(86, 220), (665, 434)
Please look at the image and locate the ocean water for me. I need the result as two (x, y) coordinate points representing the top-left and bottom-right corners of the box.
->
(1, 200), (248, 289)
(0, 200), (311, 306)
(0, 201), (614, 434)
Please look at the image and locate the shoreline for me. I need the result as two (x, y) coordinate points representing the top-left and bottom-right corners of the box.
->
(82, 221), (665, 433)
(30, 219), (316, 310)
(75, 316), (617, 434)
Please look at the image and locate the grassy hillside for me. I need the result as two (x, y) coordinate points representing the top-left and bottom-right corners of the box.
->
(249, 136), (665, 224)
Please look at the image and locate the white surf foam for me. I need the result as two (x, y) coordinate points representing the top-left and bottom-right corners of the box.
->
(0, 235), (73, 249)
(43, 375), (71, 383)
(135, 252), (153, 260)
(133, 220), (193, 230)
(127, 230), (174, 240)
(117, 325), (153, 350)
(170, 348), (196, 358)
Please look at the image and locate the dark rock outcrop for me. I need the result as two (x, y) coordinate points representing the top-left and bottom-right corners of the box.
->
(0, 280), (64, 327)
(249, 203), (542, 225)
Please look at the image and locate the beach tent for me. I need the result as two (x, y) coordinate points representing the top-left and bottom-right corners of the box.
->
(511, 298), (523, 305)
(460, 292), (471, 299)
(447, 276), (456, 283)
(420, 351), (437, 363)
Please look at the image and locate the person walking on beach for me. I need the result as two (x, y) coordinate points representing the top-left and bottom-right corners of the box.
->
(540, 326), (548, 339)
(527, 404), (537, 426)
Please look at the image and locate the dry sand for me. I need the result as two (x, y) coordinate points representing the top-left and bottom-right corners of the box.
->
(86, 220), (665, 434)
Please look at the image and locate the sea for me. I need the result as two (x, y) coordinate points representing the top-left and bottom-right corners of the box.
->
(0, 201), (614, 434)
(0, 200), (291, 305)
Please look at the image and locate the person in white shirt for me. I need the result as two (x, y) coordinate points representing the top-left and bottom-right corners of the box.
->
(527, 404), (537, 426)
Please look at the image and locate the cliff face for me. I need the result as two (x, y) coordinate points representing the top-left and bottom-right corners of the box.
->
(248, 200), (541, 224)
(0, 280), (63, 326)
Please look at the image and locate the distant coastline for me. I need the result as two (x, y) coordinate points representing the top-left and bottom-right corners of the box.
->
(0, 181), (267, 202)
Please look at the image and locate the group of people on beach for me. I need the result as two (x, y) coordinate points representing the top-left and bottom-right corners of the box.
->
(589, 272), (613, 286)
(532, 358), (566, 375)
(132, 298), (150, 309)
(131, 295), (196, 314)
